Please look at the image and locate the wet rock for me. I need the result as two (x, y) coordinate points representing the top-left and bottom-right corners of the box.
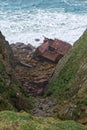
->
(11, 38), (59, 96)
(35, 38), (40, 42)
(19, 61), (33, 68)
(11, 42), (36, 62)
(30, 98), (56, 117)
(11, 40), (57, 96)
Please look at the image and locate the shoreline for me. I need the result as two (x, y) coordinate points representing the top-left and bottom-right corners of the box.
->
(4, 29), (85, 47)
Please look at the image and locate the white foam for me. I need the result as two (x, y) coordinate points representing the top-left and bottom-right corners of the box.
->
(0, 9), (87, 47)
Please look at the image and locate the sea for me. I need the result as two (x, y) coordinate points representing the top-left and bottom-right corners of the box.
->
(0, 0), (87, 46)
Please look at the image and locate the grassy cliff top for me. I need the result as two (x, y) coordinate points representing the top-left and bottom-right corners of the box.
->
(0, 111), (86, 130)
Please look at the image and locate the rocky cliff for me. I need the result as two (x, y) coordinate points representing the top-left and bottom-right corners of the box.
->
(46, 29), (87, 125)
(0, 32), (34, 111)
(11, 42), (56, 96)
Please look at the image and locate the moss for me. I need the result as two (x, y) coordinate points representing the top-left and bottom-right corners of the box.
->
(8, 83), (35, 112)
(0, 32), (35, 113)
(0, 63), (4, 73)
(0, 71), (34, 112)
(0, 75), (5, 93)
(0, 75), (35, 112)
(0, 64), (5, 93)
(11, 95), (34, 112)
(0, 111), (86, 130)
(0, 96), (13, 111)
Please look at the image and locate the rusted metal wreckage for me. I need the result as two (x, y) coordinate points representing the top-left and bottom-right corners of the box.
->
(35, 38), (72, 63)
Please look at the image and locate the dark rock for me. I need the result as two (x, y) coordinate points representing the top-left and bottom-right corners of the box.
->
(11, 40), (56, 96)
(30, 98), (56, 117)
(19, 61), (33, 68)
(35, 38), (40, 42)
(0, 31), (34, 112)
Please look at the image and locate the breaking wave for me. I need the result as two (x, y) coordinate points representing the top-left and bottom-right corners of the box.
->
(0, 0), (87, 46)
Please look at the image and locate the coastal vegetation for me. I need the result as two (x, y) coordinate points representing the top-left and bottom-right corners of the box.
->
(46, 29), (87, 122)
(0, 32), (34, 112)
(0, 111), (86, 130)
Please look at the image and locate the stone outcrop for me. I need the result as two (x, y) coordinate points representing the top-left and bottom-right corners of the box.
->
(0, 31), (15, 86)
(11, 42), (56, 96)
(31, 98), (56, 117)
(11, 38), (72, 96)
(11, 42), (35, 60)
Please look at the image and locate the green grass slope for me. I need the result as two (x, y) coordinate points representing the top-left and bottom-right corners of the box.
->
(0, 111), (86, 130)
(46, 29), (87, 122)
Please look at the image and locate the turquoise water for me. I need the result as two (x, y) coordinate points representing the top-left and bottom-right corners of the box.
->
(0, 0), (87, 46)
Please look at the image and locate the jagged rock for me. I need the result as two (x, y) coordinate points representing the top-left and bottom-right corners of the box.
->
(11, 41), (56, 96)
(35, 38), (40, 42)
(31, 98), (56, 117)
(11, 38), (71, 96)
(11, 42), (35, 57)
(0, 31), (15, 79)
(19, 61), (33, 68)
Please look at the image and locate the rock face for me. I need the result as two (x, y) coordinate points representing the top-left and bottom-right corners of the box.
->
(0, 32), (34, 111)
(11, 42), (56, 96)
(11, 42), (35, 61)
(11, 38), (71, 96)
(46, 29), (87, 125)
(0, 31), (15, 89)
(0, 31), (14, 71)
(31, 98), (56, 117)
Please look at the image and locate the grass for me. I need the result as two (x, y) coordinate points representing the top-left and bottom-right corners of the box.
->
(45, 29), (87, 120)
(0, 63), (34, 112)
(46, 29), (87, 99)
(0, 57), (34, 111)
(0, 63), (4, 73)
(0, 111), (86, 130)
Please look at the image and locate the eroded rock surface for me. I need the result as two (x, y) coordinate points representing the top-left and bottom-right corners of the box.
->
(0, 32), (34, 112)
(11, 42), (56, 96)
(31, 98), (56, 117)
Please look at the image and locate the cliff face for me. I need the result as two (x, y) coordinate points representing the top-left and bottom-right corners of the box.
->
(46, 29), (87, 124)
(0, 32), (34, 111)
(11, 42), (56, 96)
(0, 31), (14, 110)
(0, 31), (15, 88)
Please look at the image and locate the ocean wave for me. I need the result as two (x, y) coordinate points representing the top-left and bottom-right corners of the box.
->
(0, 0), (87, 13)
(0, 8), (87, 46)
(0, 1), (87, 46)
(63, 0), (87, 6)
